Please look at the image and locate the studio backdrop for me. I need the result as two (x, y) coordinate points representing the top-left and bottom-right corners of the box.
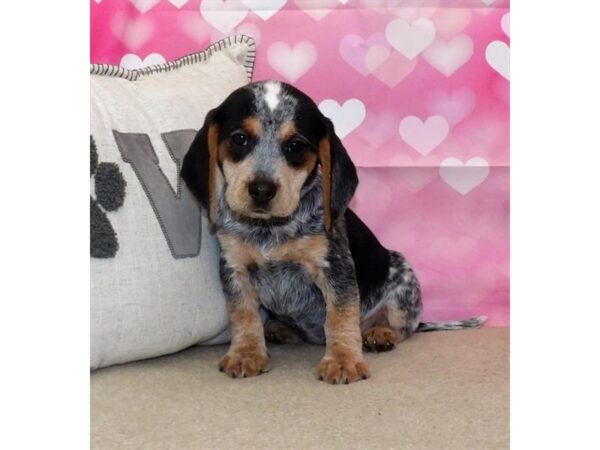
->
(91, 0), (510, 327)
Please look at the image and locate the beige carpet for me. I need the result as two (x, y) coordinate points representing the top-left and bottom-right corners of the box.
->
(91, 327), (509, 449)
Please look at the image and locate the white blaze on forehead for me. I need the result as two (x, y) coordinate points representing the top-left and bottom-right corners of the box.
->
(263, 81), (281, 112)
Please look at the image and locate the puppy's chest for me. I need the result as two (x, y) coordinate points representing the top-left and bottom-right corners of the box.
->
(248, 260), (322, 315)
(218, 232), (329, 273)
(218, 232), (329, 315)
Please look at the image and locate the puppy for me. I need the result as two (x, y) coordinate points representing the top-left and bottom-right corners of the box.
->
(181, 81), (484, 384)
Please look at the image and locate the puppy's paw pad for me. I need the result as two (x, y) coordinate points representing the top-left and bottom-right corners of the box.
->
(218, 350), (270, 378)
(362, 327), (400, 352)
(316, 356), (370, 385)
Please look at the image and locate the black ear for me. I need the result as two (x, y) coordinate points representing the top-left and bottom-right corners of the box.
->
(318, 117), (359, 232)
(181, 109), (221, 226)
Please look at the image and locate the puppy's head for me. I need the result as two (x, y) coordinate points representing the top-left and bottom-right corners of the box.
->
(181, 81), (357, 231)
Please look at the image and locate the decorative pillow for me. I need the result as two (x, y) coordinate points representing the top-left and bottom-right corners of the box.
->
(90, 36), (256, 370)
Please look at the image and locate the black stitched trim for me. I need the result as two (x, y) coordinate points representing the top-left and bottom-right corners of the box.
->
(90, 35), (256, 82)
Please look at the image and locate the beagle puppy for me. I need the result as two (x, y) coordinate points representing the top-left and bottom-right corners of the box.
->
(181, 80), (484, 384)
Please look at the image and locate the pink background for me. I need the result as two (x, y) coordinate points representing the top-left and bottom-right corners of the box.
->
(90, 0), (510, 325)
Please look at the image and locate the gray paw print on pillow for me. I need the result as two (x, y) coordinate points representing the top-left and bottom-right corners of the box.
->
(90, 136), (126, 258)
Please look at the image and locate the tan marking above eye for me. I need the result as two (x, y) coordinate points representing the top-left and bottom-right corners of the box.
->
(278, 121), (297, 141)
(243, 116), (263, 137)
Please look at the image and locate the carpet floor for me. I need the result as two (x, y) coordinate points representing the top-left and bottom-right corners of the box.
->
(91, 327), (509, 449)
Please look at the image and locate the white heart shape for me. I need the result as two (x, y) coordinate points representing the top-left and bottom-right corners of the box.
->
(129, 0), (160, 14)
(168, 0), (190, 8)
(501, 12), (509, 37)
(295, 0), (338, 21)
(200, 0), (249, 33)
(481, 0), (495, 5)
(339, 0), (350, 3)
(242, 0), (286, 20)
(267, 41), (317, 82)
(486, 40), (510, 80)
(422, 35), (474, 77)
(439, 157), (490, 194)
(119, 53), (166, 70)
(385, 18), (436, 60)
(399, 115), (449, 155)
(318, 99), (366, 139)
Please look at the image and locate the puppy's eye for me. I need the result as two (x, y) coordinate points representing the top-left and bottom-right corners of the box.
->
(287, 139), (306, 154)
(231, 132), (248, 146)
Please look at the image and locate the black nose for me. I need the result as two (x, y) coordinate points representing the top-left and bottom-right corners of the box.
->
(248, 179), (277, 205)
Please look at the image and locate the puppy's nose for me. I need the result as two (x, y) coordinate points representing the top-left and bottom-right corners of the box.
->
(248, 179), (277, 205)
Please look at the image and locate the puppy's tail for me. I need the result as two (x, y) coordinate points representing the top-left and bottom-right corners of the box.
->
(416, 315), (487, 333)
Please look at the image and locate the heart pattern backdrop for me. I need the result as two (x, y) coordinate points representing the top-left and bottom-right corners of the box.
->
(91, 0), (510, 325)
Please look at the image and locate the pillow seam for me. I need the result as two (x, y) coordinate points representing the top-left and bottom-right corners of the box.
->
(90, 34), (256, 82)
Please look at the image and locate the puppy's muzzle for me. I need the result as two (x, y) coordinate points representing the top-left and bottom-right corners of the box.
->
(248, 179), (277, 208)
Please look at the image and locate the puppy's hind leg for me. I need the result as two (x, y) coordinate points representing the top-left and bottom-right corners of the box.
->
(361, 302), (409, 352)
(361, 252), (422, 353)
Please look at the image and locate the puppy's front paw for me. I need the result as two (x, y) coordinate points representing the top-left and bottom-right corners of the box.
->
(219, 349), (270, 378)
(316, 354), (370, 384)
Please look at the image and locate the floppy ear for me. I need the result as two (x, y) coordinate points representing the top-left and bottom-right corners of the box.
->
(181, 109), (221, 228)
(318, 118), (359, 232)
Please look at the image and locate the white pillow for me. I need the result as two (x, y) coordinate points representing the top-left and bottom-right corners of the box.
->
(90, 36), (256, 369)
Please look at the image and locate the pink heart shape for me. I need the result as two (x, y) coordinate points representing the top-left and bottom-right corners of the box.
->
(385, 18), (436, 60)
(425, 87), (476, 126)
(364, 46), (391, 72)
(200, 0), (248, 34)
(129, 0), (160, 14)
(387, 0), (438, 21)
(110, 13), (155, 52)
(399, 115), (450, 155)
(439, 157), (490, 195)
(422, 35), (474, 77)
(295, 0), (338, 21)
(339, 33), (389, 76)
(267, 41), (318, 82)
(356, 110), (398, 148)
(179, 12), (212, 44)
(474, 1), (495, 16)
(389, 154), (439, 192)
(371, 51), (417, 88)
(430, 8), (472, 39)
